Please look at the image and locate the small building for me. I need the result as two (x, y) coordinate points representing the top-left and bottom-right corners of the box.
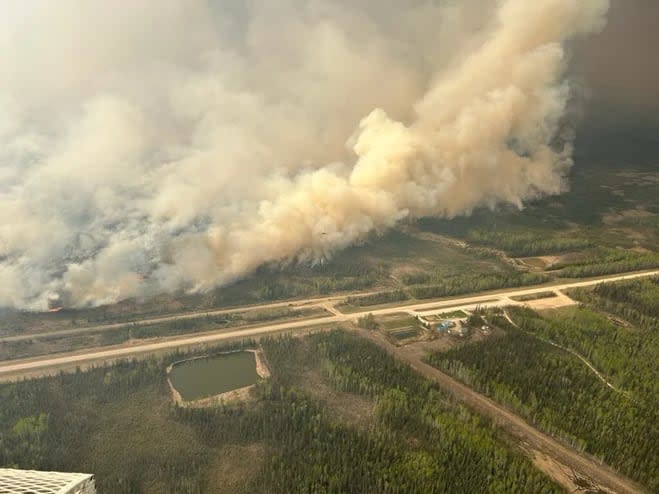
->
(448, 325), (469, 338)
(0, 469), (95, 494)
(417, 315), (438, 329)
(436, 321), (457, 333)
(437, 322), (450, 333)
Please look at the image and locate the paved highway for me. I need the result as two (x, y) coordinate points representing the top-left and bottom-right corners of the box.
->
(3, 269), (658, 344)
(0, 292), (356, 343)
(1, 269), (654, 493)
(0, 269), (657, 380)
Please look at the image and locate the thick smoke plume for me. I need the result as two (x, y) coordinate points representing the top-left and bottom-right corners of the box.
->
(0, 0), (608, 309)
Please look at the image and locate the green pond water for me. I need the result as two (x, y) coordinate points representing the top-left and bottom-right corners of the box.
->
(169, 351), (259, 401)
(390, 327), (421, 341)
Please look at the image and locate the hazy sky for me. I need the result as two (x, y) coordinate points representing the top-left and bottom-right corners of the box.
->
(573, 0), (659, 122)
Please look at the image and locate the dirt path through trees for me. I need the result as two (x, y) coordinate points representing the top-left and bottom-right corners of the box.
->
(354, 328), (647, 494)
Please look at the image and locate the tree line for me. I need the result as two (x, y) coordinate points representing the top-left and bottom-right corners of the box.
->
(427, 314), (658, 491)
(551, 248), (659, 278)
(408, 272), (548, 299)
(465, 230), (592, 257)
(0, 332), (562, 493)
(506, 305), (658, 399)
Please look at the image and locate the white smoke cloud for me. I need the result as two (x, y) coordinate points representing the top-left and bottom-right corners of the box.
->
(0, 0), (608, 309)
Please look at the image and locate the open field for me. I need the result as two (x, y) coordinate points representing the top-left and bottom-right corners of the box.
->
(377, 314), (419, 330)
(434, 310), (468, 318)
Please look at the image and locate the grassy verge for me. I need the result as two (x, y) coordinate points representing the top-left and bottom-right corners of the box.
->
(0, 307), (327, 362)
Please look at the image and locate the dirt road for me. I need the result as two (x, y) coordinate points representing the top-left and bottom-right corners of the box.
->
(356, 328), (647, 494)
(0, 270), (654, 492)
(3, 269), (657, 344)
(1, 269), (658, 379)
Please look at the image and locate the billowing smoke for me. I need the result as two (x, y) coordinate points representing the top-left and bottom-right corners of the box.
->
(0, 0), (608, 309)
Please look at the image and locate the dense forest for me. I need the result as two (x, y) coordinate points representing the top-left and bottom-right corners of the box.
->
(407, 272), (548, 299)
(427, 306), (658, 491)
(464, 230), (592, 257)
(551, 248), (659, 278)
(343, 290), (409, 308)
(506, 305), (658, 399)
(570, 276), (659, 329)
(0, 332), (561, 493)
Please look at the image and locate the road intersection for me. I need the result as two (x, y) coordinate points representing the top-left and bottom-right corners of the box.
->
(1, 269), (655, 493)
(1, 269), (657, 381)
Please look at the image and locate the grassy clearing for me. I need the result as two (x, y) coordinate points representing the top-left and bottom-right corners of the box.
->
(0, 329), (129, 362)
(519, 257), (554, 269)
(435, 310), (468, 318)
(377, 315), (419, 330)
(131, 306), (327, 340)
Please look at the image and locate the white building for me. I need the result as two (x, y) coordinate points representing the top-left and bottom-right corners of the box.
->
(0, 468), (95, 494)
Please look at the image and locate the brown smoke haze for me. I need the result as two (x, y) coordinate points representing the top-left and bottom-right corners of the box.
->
(573, 0), (659, 120)
(0, 0), (611, 309)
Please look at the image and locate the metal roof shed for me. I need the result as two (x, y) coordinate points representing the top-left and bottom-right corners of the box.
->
(0, 468), (95, 494)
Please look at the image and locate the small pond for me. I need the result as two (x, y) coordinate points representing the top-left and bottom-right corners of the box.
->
(169, 351), (259, 401)
(389, 327), (421, 341)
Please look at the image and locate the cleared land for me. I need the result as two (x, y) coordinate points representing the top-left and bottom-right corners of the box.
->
(424, 276), (659, 491)
(1, 269), (658, 381)
(359, 328), (647, 494)
(1, 273), (655, 494)
(0, 333), (565, 493)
